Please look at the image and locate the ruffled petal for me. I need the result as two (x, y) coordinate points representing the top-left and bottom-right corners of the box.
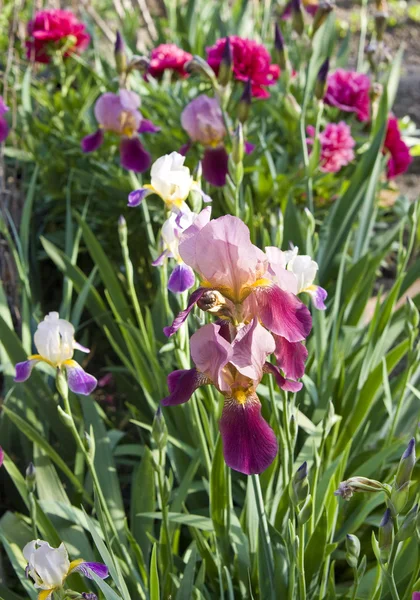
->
(168, 263), (195, 293)
(119, 137), (151, 173)
(14, 358), (41, 382)
(127, 187), (153, 207)
(219, 394), (278, 475)
(163, 287), (206, 337)
(273, 335), (308, 380)
(152, 249), (170, 267)
(138, 118), (160, 134)
(263, 361), (302, 393)
(190, 323), (233, 391)
(64, 360), (97, 395)
(69, 560), (109, 580)
(255, 284), (312, 342)
(162, 368), (205, 406)
(230, 319), (275, 384)
(202, 146), (229, 187)
(81, 129), (104, 153)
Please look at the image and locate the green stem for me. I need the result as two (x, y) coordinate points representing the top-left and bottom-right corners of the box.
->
(251, 474), (275, 598)
(29, 492), (38, 540)
(351, 567), (359, 600)
(157, 447), (174, 596)
(297, 521), (306, 600)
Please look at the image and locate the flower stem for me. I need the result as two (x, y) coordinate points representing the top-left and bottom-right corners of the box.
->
(28, 492), (38, 540)
(297, 521), (306, 600)
(251, 474), (275, 597)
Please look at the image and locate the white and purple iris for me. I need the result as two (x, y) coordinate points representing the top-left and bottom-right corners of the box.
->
(23, 539), (108, 600)
(14, 312), (97, 396)
(81, 89), (159, 172)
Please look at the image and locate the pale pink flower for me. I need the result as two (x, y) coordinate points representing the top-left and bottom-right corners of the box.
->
(307, 122), (355, 173)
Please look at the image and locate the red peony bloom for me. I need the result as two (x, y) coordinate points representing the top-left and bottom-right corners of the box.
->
(206, 36), (280, 99)
(324, 69), (371, 122)
(26, 10), (90, 64)
(383, 115), (412, 179)
(148, 43), (193, 79)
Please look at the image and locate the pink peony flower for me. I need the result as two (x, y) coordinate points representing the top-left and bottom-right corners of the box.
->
(148, 43), (192, 79)
(81, 89), (159, 173)
(0, 97), (9, 143)
(26, 10), (90, 63)
(163, 319), (279, 475)
(324, 69), (371, 122)
(206, 36), (280, 98)
(307, 121), (355, 173)
(383, 115), (412, 179)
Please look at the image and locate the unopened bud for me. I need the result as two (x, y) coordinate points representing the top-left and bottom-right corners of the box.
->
(26, 462), (36, 493)
(290, 461), (309, 506)
(374, 10), (388, 41)
(297, 494), (312, 524)
(395, 438), (416, 490)
(334, 477), (385, 501)
(345, 534), (360, 568)
(218, 37), (232, 86)
(82, 594), (98, 600)
(238, 79), (252, 123)
(231, 124), (244, 164)
(378, 508), (393, 561)
(395, 504), (418, 542)
(370, 82), (383, 102)
(312, 0), (334, 34)
(292, 0), (305, 35)
(406, 297), (419, 330)
(114, 31), (127, 75)
(152, 407), (168, 450)
(283, 92), (302, 120)
(315, 58), (329, 100)
(274, 24), (289, 70)
(185, 56), (218, 87)
(118, 215), (128, 246)
(130, 55), (150, 73)
(290, 414), (297, 444)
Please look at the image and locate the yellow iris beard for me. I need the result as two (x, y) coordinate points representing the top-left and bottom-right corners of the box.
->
(233, 390), (247, 404)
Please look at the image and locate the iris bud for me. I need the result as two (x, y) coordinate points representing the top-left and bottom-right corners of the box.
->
(231, 124), (244, 165)
(152, 407), (168, 451)
(238, 79), (252, 124)
(315, 58), (329, 100)
(185, 56), (219, 87)
(218, 37), (233, 86)
(345, 534), (360, 568)
(378, 508), (393, 562)
(129, 55), (150, 73)
(297, 494), (312, 524)
(312, 0), (334, 34)
(114, 31), (127, 75)
(291, 0), (305, 35)
(274, 24), (289, 71)
(395, 504), (418, 542)
(395, 438), (416, 489)
(334, 477), (385, 501)
(283, 93), (302, 120)
(290, 461), (309, 506)
(26, 462), (36, 493)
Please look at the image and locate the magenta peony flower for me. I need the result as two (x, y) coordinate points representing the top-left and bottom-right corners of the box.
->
(26, 10), (90, 63)
(324, 69), (371, 122)
(163, 319), (279, 475)
(206, 36), (280, 98)
(148, 43), (192, 79)
(307, 121), (355, 173)
(383, 115), (412, 179)
(0, 97), (9, 143)
(81, 89), (159, 173)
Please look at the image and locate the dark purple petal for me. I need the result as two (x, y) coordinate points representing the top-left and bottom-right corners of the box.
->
(119, 136), (151, 172)
(179, 142), (191, 156)
(127, 187), (152, 207)
(219, 394), (278, 475)
(244, 140), (255, 154)
(152, 249), (170, 266)
(0, 447), (4, 468)
(255, 284), (312, 342)
(72, 561), (109, 580)
(163, 287), (206, 337)
(168, 263), (195, 293)
(264, 361), (302, 393)
(138, 118), (160, 134)
(14, 359), (40, 383)
(64, 361), (97, 396)
(0, 116), (9, 143)
(162, 368), (203, 406)
(273, 335), (308, 380)
(202, 146), (229, 187)
(81, 129), (104, 153)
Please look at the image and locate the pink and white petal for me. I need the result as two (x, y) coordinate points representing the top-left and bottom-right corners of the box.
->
(230, 319), (275, 384)
(202, 146), (228, 187)
(14, 359), (40, 383)
(263, 362), (302, 393)
(219, 394), (278, 475)
(307, 286), (327, 310)
(81, 129), (104, 153)
(73, 341), (90, 353)
(162, 368), (203, 406)
(273, 335), (308, 380)
(138, 118), (160, 134)
(177, 207), (212, 269)
(163, 287), (206, 337)
(70, 561), (109, 579)
(168, 263), (195, 293)
(127, 186), (153, 207)
(64, 360), (97, 396)
(119, 137), (151, 173)
(119, 89), (141, 112)
(255, 284), (312, 342)
(190, 323), (233, 391)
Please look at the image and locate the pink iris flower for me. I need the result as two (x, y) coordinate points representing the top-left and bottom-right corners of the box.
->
(181, 94), (254, 187)
(81, 89), (159, 173)
(307, 121), (355, 173)
(148, 43), (192, 79)
(163, 215), (319, 389)
(383, 115), (412, 179)
(324, 69), (371, 122)
(206, 36), (280, 99)
(163, 319), (279, 475)
(0, 97), (9, 143)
